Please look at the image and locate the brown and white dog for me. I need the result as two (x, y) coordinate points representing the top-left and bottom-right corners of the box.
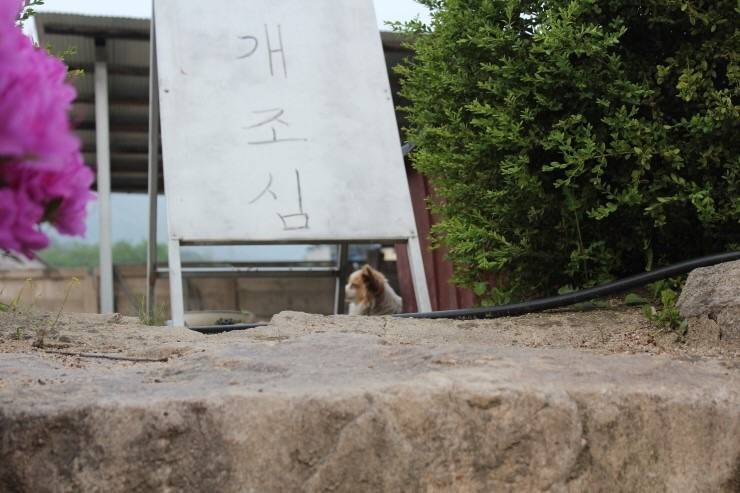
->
(345, 265), (403, 315)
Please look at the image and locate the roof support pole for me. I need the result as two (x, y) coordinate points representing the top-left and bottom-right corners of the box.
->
(333, 243), (349, 314)
(95, 38), (114, 314)
(146, 12), (160, 319)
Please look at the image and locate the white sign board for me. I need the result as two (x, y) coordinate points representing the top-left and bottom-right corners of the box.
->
(154, 0), (418, 243)
(151, 0), (431, 325)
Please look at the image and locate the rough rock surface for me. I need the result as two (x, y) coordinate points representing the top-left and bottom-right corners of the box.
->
(0, 311), (738, 492)
(678, 260), (740, 342)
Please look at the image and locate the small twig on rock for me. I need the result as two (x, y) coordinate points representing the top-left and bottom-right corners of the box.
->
(41, 350), (168, 363)
(36, 342), (72, 349)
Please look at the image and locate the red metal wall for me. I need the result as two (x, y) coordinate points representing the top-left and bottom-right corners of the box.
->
(396, 164), (475, 313)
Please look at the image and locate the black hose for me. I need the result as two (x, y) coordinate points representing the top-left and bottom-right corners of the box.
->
(396, 251), (740, 320)
(190, 323), (267, 334)
(188, 251), (738, 330)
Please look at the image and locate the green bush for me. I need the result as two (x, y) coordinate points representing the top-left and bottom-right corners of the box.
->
(396, 0), (739, 303)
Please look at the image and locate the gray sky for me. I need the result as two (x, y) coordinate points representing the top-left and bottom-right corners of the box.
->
(31, 0), (430, 28)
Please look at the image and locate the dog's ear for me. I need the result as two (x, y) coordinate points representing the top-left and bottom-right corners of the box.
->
(361, 265), (384, 295)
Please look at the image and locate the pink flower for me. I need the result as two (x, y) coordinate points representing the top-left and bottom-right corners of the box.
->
(0, 154), (95, 237)
(0, 188), (49, 257)
(0, 27), (79, 164)
(50, 157), (95, 236)
(0, 0), (95, 257)
(0, 189), (18, 250)
(0, 0), (22, 26)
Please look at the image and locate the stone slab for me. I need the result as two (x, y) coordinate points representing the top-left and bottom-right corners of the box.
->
(0, 311), (738, 492)
(678, 259), (740, 343)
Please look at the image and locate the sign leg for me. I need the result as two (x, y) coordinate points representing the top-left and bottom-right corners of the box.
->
(146, 15), (160, 319)
(168, 239), (185, 327)
(407, 236), (432, 312)
(334, 242), (350, 314)
(95, 42), (114, 314)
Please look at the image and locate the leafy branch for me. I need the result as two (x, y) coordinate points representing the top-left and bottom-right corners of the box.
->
(17, 0), (45, 27)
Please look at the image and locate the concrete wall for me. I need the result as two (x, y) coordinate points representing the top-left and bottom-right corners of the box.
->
(237, 278), (335, 321)
(113, 265), (170, 317)
(0, 265), (335, 322)
(0, 267), (97, 314)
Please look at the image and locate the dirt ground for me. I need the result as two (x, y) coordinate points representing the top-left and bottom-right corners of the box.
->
(1, 300), (737, 370)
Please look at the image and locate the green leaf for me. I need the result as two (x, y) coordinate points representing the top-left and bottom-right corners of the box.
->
(558, 285), (576, 295)
(473, 282), (488, 296)
(624, 293), (649, 306)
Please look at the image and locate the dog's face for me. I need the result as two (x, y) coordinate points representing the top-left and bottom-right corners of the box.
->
(345, 265), (386, 305)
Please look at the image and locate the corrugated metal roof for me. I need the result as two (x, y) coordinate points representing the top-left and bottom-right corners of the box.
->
(34, 13), (413, 193)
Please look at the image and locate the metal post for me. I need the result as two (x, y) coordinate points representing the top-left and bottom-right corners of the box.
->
(407, 235), (432, 312)
(146, 13), (160, 318)
(334, 242), (350, 314)
(168, 239), (185, 327)
(94, 38), (114, 314)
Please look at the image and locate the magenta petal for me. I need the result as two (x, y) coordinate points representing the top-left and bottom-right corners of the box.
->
(0, 15), (94, 258)
(0, 188), (49, 257)
(0, 36), (81, 161)
(0, 0), (23, 26)
(0, 189), (21, 252)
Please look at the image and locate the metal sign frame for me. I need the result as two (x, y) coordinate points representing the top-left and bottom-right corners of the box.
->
(146, 0), (431, 326)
